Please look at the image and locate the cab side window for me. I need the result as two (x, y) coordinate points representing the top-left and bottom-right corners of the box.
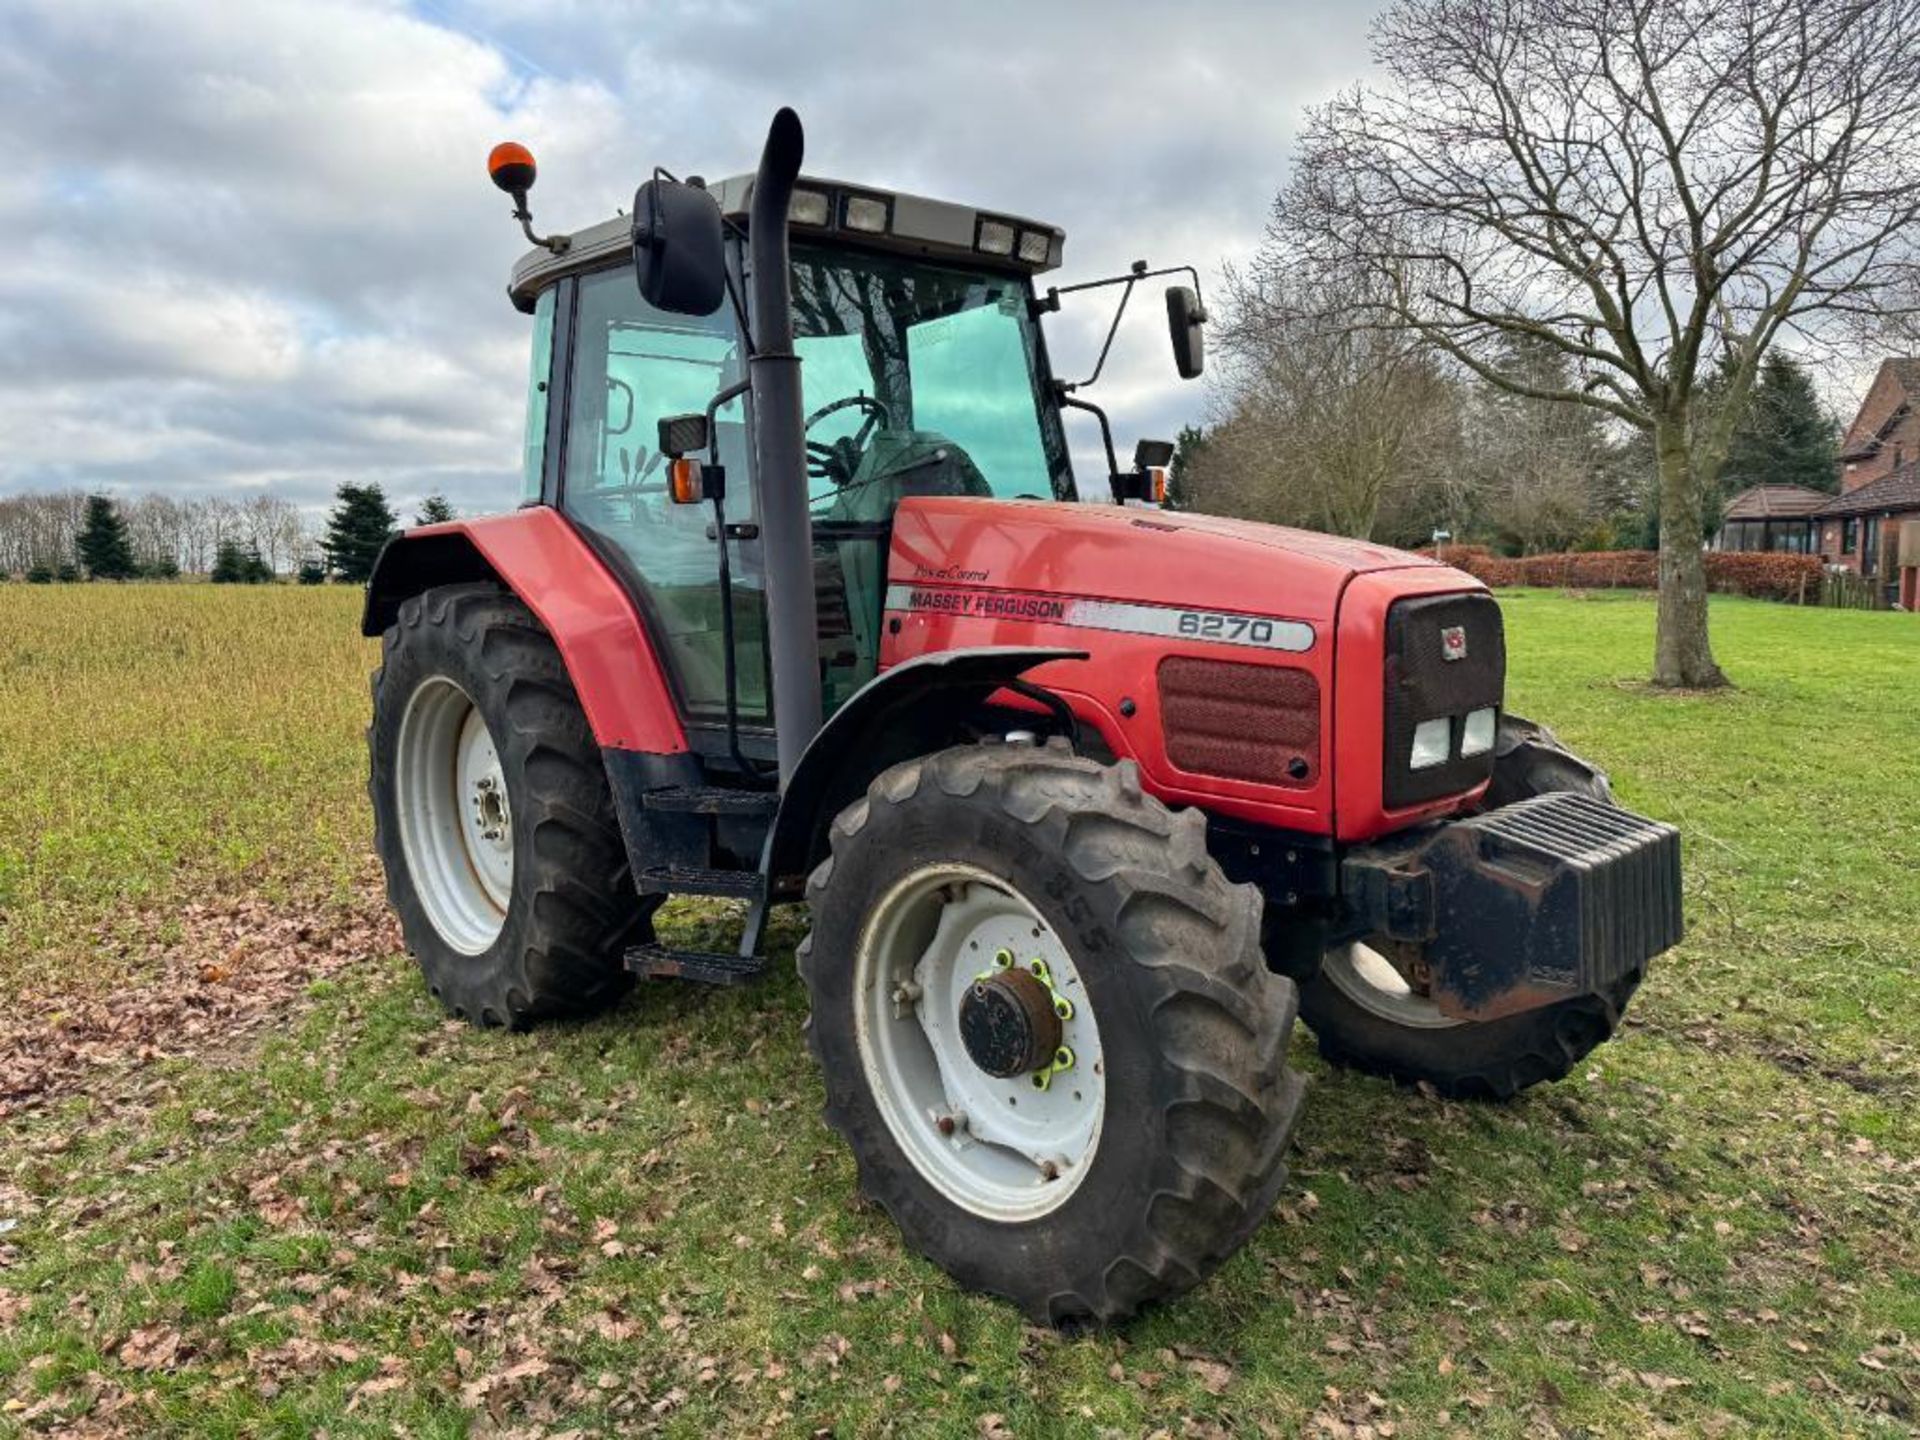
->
(521, 288), (556, 503)
(562, 269), (764, 720)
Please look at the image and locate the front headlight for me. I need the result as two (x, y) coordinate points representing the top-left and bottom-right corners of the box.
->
(1460, 706), (1497, 758)
(1410, 717), (1452, 770)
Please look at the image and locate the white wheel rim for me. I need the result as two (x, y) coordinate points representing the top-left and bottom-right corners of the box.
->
(1322, 941), (1464, 1030)
(853, 864), (1106, 1222)
(395, 677), (512, 955)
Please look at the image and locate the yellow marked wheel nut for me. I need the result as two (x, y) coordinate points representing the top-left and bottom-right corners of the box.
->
(1053, 996), (1074, 1020)
(994, 949), (1015, 969)
(1054, 1045), (1075, 1071)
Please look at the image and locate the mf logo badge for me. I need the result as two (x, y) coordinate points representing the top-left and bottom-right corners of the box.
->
(1440, 624), (1469, 662)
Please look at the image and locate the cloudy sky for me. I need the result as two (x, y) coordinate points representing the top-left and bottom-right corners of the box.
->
(0, 0), (1385, 518)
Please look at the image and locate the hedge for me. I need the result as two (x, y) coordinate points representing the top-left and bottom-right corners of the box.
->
(1424, 547), (1823, 602)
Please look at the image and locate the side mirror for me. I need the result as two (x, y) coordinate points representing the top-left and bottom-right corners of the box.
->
(1111, 438), (1175, 506)
(1166, 285), (1206, 380)
(632, 178), (727, 317)
(657, 412), (710, 459)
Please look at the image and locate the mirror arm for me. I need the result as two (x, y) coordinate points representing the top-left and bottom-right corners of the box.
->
(1056, 386), (1121, 484)
(1037, 261), (1207, 391)
(705, 378), (752, 447)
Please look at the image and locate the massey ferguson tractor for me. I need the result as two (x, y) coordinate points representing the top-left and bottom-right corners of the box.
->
(363, 110), (1682, 1324)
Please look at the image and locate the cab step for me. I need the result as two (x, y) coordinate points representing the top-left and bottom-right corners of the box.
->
(636, 864), (768, 899)
(625, 943), (765, 986)
(639, 786), (779, 817)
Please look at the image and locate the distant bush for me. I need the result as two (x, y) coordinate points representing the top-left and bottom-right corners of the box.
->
(139, 557), (182, 581)
(210, 540), (274, 585)
(296, 559), (328, 586)
(1427, 546), (1822, 601)
(55, 562), (81, 583)
(25, 564), (54, 584)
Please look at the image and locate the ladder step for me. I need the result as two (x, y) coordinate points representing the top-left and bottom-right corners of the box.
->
(626, 944), (766, 986)
(637, 864), (768, 899)
(640, 786), (779, 817)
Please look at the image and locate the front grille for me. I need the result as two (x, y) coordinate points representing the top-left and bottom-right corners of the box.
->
(1382, 592), (1504, 809)
(1158, 656), (1319, 788)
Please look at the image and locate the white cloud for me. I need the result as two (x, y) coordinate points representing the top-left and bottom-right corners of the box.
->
(0, 0), (1385, 513)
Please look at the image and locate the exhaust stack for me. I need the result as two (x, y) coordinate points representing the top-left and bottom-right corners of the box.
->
(746, 108), (821, 784)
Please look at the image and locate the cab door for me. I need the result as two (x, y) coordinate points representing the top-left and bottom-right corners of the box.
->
(558, 265), (770, 730)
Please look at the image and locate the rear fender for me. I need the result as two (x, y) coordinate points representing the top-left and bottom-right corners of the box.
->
(362, 511), (687, 754)
(765, 646), (1086, 893)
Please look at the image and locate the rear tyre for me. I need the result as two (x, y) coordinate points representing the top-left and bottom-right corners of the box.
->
(1299, 715), (1634, 1098)
(369, 583), (651, 1028)
(799, 739), (1306, 1325)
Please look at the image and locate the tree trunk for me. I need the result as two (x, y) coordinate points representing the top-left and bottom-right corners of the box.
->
(1652, 415), (1727, 689)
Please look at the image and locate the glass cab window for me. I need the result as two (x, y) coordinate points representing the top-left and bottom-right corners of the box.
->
(521, 288), (555, 503)
(562, 269), (765, 721)
(788, 244), (1072, 709)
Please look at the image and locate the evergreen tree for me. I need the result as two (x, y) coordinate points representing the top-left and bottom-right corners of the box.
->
(209, 541), (273, 584)
(1166, 425), (1208, 512)
(414, 493), (456, 526)
(322, 483), (398, 583)
(1718, 353), (1839, 496)
(209, 539), (248, 584)
(76, 495), (138, 580)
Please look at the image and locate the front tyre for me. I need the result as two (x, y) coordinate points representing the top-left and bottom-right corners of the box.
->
(369, 583), (651, 1028)
(1299, 714), (1636, 1099)
(1299, 943), (1639, 1100)
(799, 740), (1306, 1325)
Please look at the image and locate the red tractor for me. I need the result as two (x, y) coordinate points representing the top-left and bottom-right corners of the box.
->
(364, 111), (1681, 1324)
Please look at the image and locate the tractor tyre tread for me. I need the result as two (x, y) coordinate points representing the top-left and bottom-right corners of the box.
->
(798, 739), (1306, 1326)
(369, 582), (650, 1028)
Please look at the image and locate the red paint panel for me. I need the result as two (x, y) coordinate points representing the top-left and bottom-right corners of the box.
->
(881, 496), (1493, 840)
(435, 511), (686, 754)
(1331, 567), (1492, 841)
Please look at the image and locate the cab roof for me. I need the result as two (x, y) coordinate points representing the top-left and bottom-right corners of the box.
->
(507, 172), (1066, 313)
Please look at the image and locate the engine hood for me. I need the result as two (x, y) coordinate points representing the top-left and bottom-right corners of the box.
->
(888, 496), (1455, 625)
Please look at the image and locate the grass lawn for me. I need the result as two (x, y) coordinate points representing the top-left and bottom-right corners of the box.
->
(1, 585), (1915, 1437)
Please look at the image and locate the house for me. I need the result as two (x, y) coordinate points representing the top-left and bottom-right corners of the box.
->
(1817, 359), (1920, 609)
(1815, 464), (1920, 609)
(1834, 358), (1920, 490)
(1712, 484), (1826, 553)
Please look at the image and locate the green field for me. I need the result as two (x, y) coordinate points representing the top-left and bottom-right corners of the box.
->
(2, 586), (1916, 1437)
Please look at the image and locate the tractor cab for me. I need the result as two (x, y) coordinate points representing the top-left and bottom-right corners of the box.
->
(504, 176), (1094, 728)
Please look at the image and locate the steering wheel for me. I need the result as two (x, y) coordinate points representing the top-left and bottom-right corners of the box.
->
(805, 394), (892, 485)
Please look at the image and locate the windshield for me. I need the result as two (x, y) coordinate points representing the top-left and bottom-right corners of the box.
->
(789, 244), (1074, 516)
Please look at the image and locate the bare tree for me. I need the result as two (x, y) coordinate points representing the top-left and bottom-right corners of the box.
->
(237, 493), (304, 574)
(1284, 0), (1920, 686)
(122, 494), (185, 573)
(1464, 336), (1625, 552)
(0, 491), (88, 573)
(1186, 261), (1464, 542)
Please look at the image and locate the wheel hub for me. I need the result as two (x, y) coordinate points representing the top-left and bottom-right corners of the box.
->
(958, 968), (1062, 1078)
(852, 866), (1106, 1222)
(470, 773), (509, 842)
